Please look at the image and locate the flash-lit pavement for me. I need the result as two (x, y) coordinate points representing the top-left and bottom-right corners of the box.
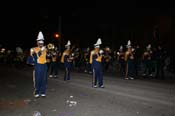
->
(0, 64), (175, 116)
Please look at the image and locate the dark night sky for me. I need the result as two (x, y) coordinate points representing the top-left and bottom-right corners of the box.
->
(1, 1), (175, 51)
(48, 5), (175, 50)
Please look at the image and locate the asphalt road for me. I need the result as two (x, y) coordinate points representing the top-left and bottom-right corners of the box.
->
(0, 64), (175, 116)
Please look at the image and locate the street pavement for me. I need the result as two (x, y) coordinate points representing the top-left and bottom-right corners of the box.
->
(0, 64), (175, 116)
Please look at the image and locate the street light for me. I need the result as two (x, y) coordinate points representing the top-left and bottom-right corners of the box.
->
(54, 33), (60, 39)
(53, 32), (61, 53)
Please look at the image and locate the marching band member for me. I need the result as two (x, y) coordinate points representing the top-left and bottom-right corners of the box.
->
(46, 50), (51, 73)
(61, 40), (74, 81)
(30, 31), (48, 98)
(103, 46), (112, 72)
(117, 45), (125, 78)
(124, 40), (135, 80)
(49, 46), (59, 79)
(142, 44), (153, 78)
(84, 47), (92, 74)
(73, 47), (81, 72)
(89, 38), (104, 88)
(155, 45), (166, 79)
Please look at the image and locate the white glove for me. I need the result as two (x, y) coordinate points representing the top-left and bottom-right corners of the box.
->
(30, 48), (34, 53)
(30, 48), (35, 55)
(91, 51), (95, 54)
(41, 46), (46, 51)
(99, 50), (104, 54)
(132, 48), (135, 52)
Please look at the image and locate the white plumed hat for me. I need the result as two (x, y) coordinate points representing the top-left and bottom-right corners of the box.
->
(36, 31), (44, 41)
(65, 40), (71, 47)
(94, 38), (102, 48)
(126, 40), (131, 48)
(146, 44), (151, 49)
(119, 45), (123, 50)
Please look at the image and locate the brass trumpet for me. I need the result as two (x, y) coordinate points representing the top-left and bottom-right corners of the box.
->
(47, 43), (55, 50)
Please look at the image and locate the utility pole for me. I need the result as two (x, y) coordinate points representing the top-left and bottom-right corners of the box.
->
(58, 16), (62, 52)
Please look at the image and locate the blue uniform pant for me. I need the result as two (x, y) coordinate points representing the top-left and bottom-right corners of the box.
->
(94, 62), (103, 86)
(50, 62), (58, 76)
(92, 68), (97, 86)
(126, 59), (136, 78)
(34, 64), (47, 95)
(64, 67), (71, 81)
(119, 59), (125, 78)
(143, 60), (153, 76)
